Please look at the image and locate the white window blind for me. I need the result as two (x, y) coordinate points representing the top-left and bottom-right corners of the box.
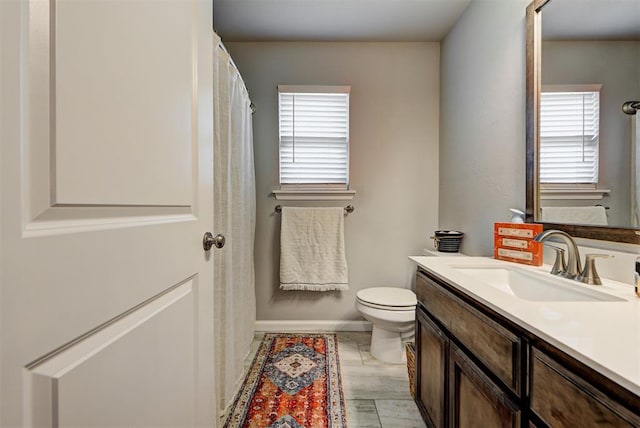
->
(278, 85), (350, 188)
(539, 89), (600, 184)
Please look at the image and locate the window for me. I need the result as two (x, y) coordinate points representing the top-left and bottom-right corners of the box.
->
(539, 86), (600, 186)
(278, 85), (350, 190)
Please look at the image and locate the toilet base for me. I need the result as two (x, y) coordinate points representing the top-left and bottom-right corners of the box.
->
(370, 325), (411, 364)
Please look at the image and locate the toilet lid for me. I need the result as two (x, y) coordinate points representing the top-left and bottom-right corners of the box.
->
(356, 287), (417, 309)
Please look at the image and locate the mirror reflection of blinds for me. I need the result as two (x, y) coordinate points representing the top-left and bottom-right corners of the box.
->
(278, 90), (349, 187)
(539, 91), (599, 184)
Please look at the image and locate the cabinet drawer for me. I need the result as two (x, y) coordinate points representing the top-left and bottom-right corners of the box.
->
(531, 348), (640, 427)
(416, 271), (521, 395)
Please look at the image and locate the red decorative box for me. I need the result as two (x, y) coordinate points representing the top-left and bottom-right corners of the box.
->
(493, 223), (543, 266)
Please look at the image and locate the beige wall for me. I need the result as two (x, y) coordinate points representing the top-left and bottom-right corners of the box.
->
(226, 42), (440, 322)
(439, 0), (530, 256)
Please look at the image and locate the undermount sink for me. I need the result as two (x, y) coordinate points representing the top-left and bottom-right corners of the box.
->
(453, 266), (626, 302)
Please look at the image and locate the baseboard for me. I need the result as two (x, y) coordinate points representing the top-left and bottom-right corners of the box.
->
(255, 320), (372, 333)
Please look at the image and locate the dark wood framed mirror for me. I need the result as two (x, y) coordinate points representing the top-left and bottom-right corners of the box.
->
(525, 0), (640, 244)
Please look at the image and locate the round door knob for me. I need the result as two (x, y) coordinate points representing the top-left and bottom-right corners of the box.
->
(203, 232), (225, 251)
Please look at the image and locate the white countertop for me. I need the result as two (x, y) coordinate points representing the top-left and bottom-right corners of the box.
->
(409, 256), (640, 396)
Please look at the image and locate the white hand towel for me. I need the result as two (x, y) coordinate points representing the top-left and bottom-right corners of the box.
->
(279, 207), (349, 291)
(541, 206), (608, 225)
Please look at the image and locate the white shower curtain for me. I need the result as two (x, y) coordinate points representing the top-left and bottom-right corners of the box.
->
(212, 33), (256, 414)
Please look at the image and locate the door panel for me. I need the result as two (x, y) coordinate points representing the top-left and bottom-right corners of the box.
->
(0, 0), (215, 426)
(27, 281), (195, 427)
(24, 0), (197, 224)
(54, 0), (194, 206)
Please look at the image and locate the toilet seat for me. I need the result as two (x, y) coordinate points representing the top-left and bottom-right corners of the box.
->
(356, 287), (417, 311)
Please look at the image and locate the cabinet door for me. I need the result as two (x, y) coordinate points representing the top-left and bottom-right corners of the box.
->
(530, 348), (640, 427)
(416, 308), (448, 428)
(449, 343), (521, 428)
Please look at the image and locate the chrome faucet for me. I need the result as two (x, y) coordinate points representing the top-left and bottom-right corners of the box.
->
(533, 230), (582, 278)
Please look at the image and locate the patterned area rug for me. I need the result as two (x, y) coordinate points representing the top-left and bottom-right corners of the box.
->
(223, 333), (347, 428)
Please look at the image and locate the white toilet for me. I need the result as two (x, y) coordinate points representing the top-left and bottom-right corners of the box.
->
(355, 287), (417, 364)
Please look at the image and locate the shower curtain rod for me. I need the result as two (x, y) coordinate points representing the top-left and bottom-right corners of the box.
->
(217, 41), (256, 115)
(622, 101), (640, 115)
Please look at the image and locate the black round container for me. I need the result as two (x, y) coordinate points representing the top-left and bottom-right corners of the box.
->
(430, 230), (464, 253)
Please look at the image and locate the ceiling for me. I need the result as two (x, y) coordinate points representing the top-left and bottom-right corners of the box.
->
(213, 0), (640, 43)
(542, 0), (640, 40)
(213, 0), (473, 42)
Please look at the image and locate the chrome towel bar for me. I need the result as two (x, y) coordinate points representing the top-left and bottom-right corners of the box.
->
(275, 205), (354, 214)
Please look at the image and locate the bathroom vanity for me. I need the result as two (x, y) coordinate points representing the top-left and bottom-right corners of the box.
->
(410, 256), (640, 427)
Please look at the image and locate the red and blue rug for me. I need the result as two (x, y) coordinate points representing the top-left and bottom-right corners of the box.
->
(223, 333), (348, 428)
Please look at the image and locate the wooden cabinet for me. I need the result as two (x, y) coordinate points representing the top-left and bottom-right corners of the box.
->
(415, 305), (521, 428)
(416, 271), (521, 395)
(416, 309), (448, 428)
(530, 348), (640, 427)
(415, 268), (640, 428)
(415, 270), (522, 428)
(449, 343), (521, 428)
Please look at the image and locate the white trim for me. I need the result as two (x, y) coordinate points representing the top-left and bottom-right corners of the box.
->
(272, 189), (356, 201)
(540, 188), (610, 200)
(255, 320), (372, 333)
(278, 85), (351, 94)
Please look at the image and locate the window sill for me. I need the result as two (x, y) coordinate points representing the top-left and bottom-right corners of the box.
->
(272, 189), (356, 201)
(540, 187), (610, 200)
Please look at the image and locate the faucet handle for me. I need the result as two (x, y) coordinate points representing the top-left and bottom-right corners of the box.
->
(544, 244), (567, 275)
(577, 253), (612, 286)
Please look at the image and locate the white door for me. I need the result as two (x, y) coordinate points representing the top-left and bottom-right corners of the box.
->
(0, 0), (216, 426)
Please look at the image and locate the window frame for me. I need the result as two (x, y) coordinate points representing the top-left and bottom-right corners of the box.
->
(277, 85), (351, 192)
(539, 84), (602, 190)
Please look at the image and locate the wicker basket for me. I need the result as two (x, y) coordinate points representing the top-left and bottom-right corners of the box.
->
(405, 342), (416, 399)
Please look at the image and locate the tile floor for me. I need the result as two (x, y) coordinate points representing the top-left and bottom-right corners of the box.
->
(244, 331), (426, 428)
